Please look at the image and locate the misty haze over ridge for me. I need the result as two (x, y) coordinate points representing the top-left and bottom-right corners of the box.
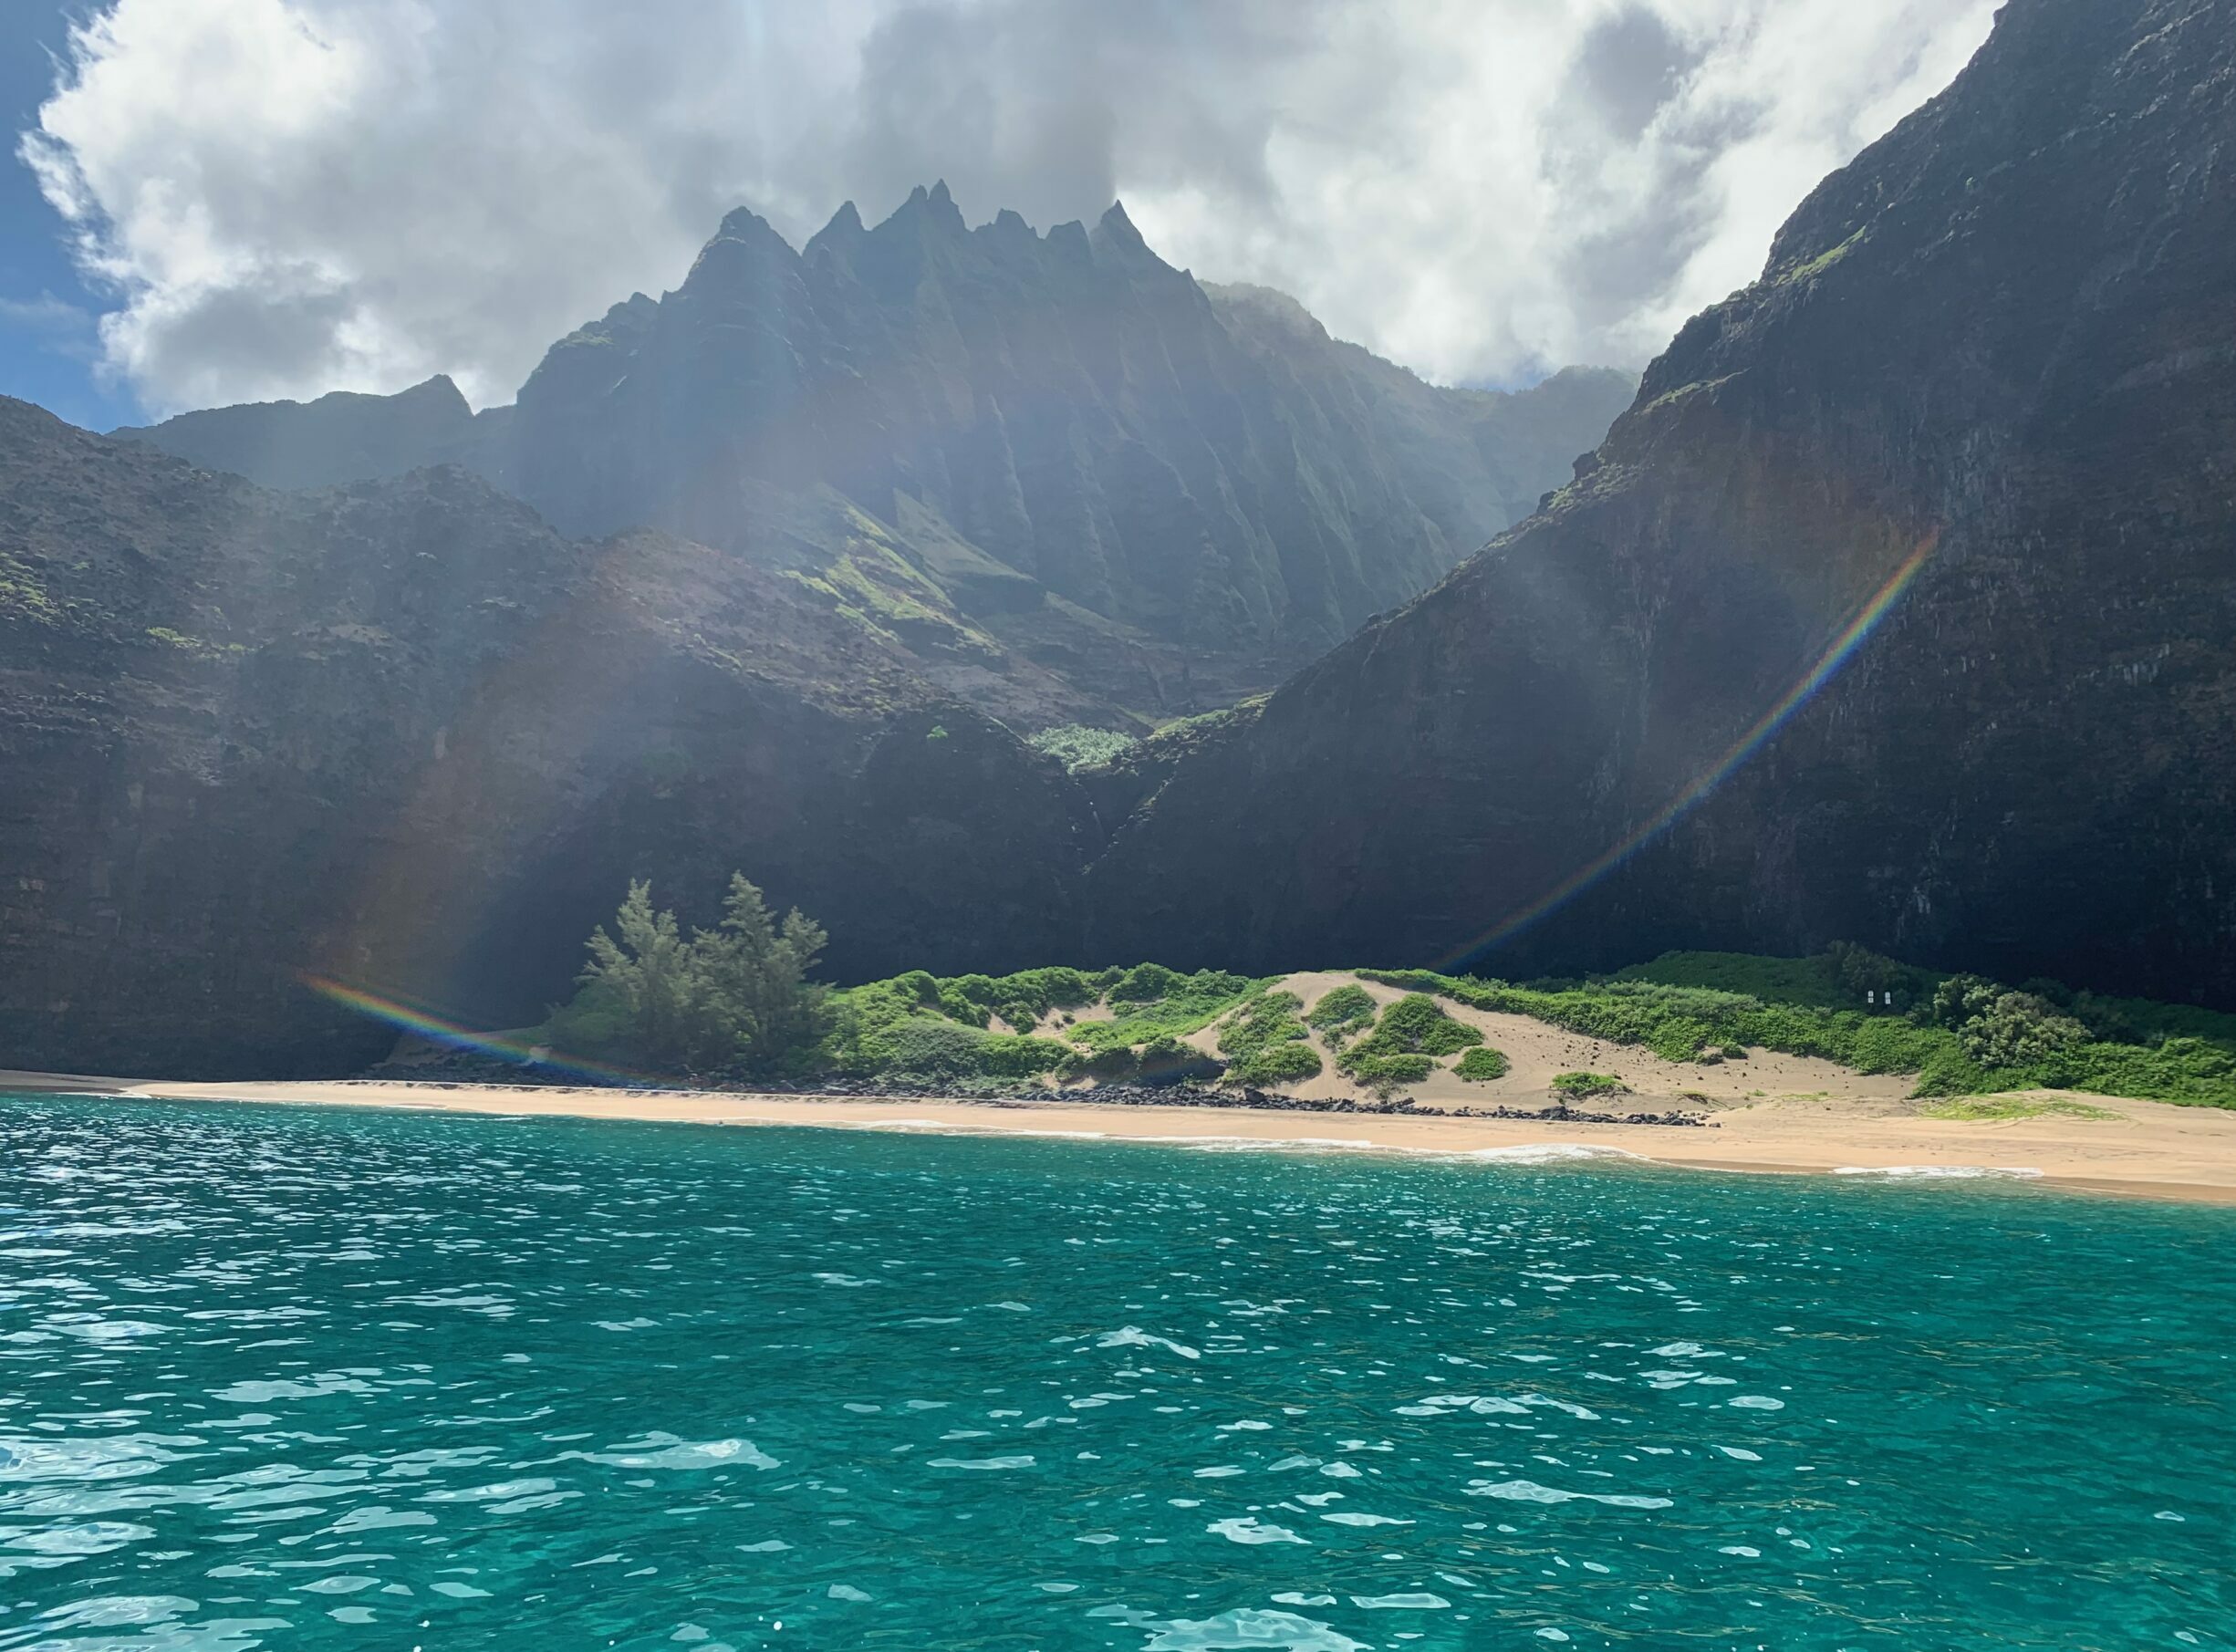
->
(115, 185), (1639, 703)
(12, 0), (1998, 419)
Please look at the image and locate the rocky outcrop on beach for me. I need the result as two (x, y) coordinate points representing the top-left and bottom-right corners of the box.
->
(1087, 0), (2236, 1009)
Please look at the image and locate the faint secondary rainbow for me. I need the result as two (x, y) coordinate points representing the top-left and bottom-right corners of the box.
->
(1437, 531), (1939, 971)
(303, 973), (671, 1087)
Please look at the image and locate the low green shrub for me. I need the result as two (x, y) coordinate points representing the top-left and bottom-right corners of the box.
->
(1378, 993), (1483, 1056)
(855, 1016), (1073, 1081)
(1357, 968), (1953, 1077)
(1336, 993), (1481, 1095)
(1453, 1045), (1510, 1082)
(1305, 984), (1378, 1044)
(1026, 724), (1139, 772)
(1341, 1051), (1435, 1094)
(1225, 1041), (1324, 1086)
(830, 961), (1265, 1084)
(1551, 1071), (1628, 1098)
(1071, 969), (1264, 1053)
(1218, 991), (1311, 1059)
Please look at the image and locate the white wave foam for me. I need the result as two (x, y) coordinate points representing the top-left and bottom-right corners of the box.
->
(1461, 1142), (1645, 1165)
(788, 1115), (1662, 1170)
(1096, 1325), (1201, 1360)
(1351, 1592), (1451, 1610)
(1206, 1515), (1307, 1544)
(1468, 1477), (1672, 1509)
(575, 1433), (776, 1471)
(926, 1454), (1035, 1470)
(1146, 1609), (1366, 1651)
(1832, 1164), (2044, 1180)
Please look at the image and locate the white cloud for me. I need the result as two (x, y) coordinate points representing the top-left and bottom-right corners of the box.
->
(19, 0), (1995, 415)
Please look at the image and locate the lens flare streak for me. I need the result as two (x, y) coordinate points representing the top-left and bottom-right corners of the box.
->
(1439, 532), (1938, 969)
(302, 974), (668, 1087)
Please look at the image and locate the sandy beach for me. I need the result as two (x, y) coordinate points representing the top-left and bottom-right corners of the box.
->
(11, 1067), (2236, 1205)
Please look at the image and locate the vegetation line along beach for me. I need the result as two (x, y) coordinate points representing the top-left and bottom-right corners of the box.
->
(25, 889), (2236, 1203)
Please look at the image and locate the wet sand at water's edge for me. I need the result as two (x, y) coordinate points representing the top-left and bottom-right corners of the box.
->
(10, 1071), (2236, 1206)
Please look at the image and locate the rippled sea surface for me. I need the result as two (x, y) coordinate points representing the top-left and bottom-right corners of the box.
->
(2, 1097), (2233, 1650)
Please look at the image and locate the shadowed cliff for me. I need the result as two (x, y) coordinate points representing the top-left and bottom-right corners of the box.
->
(0, 400), (1094, 1076)
(1087, 0), (2236, 1007)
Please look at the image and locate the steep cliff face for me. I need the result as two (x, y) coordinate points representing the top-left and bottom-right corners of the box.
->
(0, 400), (1092, 1076)
(1090, 0), (2236, 1006)
(1205, 284), (1636, 550)
(120, 192), (1632, 716)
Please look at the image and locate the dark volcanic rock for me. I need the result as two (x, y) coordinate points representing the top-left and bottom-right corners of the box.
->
(0, 400), (1091, 1077)
(1087, 0), (2236, 1008)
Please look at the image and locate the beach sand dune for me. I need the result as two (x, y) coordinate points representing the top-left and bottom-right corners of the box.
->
(1186, 971), (1920, 1113)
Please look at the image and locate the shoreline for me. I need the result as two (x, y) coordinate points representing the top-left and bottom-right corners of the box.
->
(10, 1072), (2236, 1206)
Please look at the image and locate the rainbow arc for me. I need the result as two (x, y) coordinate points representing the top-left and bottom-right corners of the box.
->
(1435, 532), (1939, 971)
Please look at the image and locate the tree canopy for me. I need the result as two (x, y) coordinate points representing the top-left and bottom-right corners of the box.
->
(562, 874), (828, 1075)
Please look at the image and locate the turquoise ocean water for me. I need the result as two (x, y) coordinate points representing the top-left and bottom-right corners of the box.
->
(0, 1095), (2231, 1649)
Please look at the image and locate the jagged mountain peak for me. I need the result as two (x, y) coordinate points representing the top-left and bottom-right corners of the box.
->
(116, 185), (1635, 687)
(691, 203), (799, 274)
(807, 198), (867, 250)
(391, 373), (471, 410)
(883, 178), (969, 236)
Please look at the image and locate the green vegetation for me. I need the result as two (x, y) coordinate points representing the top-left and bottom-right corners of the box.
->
(1068, 965), (1267, 1054)
(822, 970), (1077, 1084)
(1452, 1045), (1510, 1083)
(1364, 964), (1947, 1071)
(1338, 1049), (1433, 1095)
(761, 501), (1007, 666)
(1225, 1040), (1323, 1086)
(547, 876), (830, 1076)
(1552, 1071), (1628, 1099)
(1027, 724), (1139, 772)
(145, 626), (248, 660)
(1777, 226), (1868, 285)
(1215, 991), (1323, 1086)
(1338, 992), (1482, 1096)
(1919, 1096), (2120, 1123)
(0, 554), (59, 626)
(1904, 973), (2236, 1104)
(1366, 945), (2236, 1109)
(819, 961), (1262, 1087)
(530, 914), (2236, 1109)
(1305, 984), (1378, 1044)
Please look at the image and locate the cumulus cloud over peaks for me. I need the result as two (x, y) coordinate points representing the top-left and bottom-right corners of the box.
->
(21, 0), (1994, 414)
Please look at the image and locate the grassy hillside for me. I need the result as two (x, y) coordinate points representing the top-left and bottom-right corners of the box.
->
(1364, 950), (2236, 1108)
(525, 940), (2236, 1110)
